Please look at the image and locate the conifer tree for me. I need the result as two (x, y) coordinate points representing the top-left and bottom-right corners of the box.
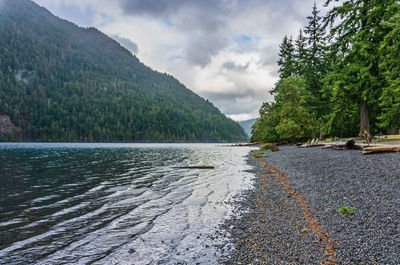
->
(323, 0), (395, 135)
(378, 1), (400, 131)
(277, 35), (296, 79)
(294, 29), (308, 76)
(304, 2), (327, 117)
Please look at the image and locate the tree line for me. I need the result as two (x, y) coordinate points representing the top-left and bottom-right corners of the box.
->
(251, 0), (400, 143)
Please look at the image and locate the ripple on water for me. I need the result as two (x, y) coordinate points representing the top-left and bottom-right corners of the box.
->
(0, 143), (255, 264)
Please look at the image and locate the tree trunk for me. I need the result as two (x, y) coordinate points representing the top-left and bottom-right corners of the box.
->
(360, 97), (370, 135)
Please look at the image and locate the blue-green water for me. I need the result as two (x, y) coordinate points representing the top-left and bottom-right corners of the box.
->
(0, 143), (254, 264)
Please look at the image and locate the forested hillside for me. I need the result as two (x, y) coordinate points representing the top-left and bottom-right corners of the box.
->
(0, 0), (247, 142)
(238, 119), (257, 137)
(252, 1), (400, 143)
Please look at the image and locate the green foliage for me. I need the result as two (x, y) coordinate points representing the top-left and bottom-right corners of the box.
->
(253, 151), (269, 158)
(377, 2), (400, 130)
(323, 0), (397, 135)
(338, 206), (357, 215)
(259, 143), (273, 151)
(277, 36), (296, 80)
(0, 0), (247, 143)
(276, 77), (319, 142)
(253, 1), (400, 141)
(252, 77), (318, 143)
(251, 102), (280, 143)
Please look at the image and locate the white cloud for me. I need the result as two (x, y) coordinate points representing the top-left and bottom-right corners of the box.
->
(33, 0), (320, 120)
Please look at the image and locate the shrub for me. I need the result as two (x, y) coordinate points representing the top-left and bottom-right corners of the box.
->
(259, 143), (273, 151)
(338, 206), (357, 214)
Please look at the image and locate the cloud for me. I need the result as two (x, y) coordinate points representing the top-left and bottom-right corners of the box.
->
(111, 35), (138, 54)
(34, 0), (96, 27)
(118, 0), (230, 67)
(118, 0), (175, 17)
(203, 90), (267, 118)
(186, 33), (228, 67)
(118, 0), (227, 19)
(222, 61), (249, 72)
(33, 0), (320, 120)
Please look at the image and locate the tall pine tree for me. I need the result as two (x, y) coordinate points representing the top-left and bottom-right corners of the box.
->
(294, 29), (308, 76)
(277, 35), (296, 79)
(378, 1), (400, 132)
(324, 0), (395, 135)
(304, 2), (328, 117)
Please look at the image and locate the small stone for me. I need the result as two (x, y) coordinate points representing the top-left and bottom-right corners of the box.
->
(301, 228), (309, 233)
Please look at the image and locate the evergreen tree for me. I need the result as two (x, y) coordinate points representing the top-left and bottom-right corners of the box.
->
(323, 0), (395, 135)
(275, 77), (319, 142)
(251, 102), (280, 143)
(377, 1), (400, 131)
(304, 2), (328, 117)
(277, 35), (296, 79)
(294, 29), (308, 76)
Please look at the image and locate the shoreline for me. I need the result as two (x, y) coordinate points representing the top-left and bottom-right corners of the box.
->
(221, 145), (399, 264)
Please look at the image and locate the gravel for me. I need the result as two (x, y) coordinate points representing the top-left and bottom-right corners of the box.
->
(221, 145), (400, 264)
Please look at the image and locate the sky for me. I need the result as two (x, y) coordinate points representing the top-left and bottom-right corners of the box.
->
(33, 0), (322, 121)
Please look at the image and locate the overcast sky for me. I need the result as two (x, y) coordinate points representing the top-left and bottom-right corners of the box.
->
(33, 0), (322, 121)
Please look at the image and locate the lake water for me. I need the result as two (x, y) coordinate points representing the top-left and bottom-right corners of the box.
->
(0, 143), (254, 264)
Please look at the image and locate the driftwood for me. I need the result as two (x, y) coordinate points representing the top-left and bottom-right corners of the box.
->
(299, 143), (325, 148)
(321, 140), (368, 150)
(330, 139), (355, 150)
(234, 142), (259, 147)
(172, 166), (215, 169)
(362, 129), (372, 145)
(298, 138), (324, 148)
(298, 137), (400, 155)
(362, 145), (400, 155)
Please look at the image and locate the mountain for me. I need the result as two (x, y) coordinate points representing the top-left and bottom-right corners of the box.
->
(0, 0), (248, 142)
(238, 118), (257, 137)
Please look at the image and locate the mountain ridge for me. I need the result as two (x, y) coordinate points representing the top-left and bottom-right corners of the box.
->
(0, 0), (248, 142)
(238, 119), (257, 137)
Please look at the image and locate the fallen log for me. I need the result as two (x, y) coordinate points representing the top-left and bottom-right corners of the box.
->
(311, 140), (354, 150)
(322, 140), (366, 150)
(233, 142), (259, 147)
(298, 138), (322, 148)
(172, 166), (215, 169)
(362, 145), (400, 155)
(299, 143), (325, 148)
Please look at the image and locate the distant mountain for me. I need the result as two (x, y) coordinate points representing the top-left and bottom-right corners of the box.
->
(238, 119), (257, 137)
(0, 0), (248, 142)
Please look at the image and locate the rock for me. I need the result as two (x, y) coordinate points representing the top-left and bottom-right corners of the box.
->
(128, 248), (135, 254)
(271, 145), (279, 152)
(0, 115), (21, 136)
(345, 139), (355, 149)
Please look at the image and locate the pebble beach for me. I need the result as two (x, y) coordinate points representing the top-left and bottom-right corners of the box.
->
(222, 145), (400, 264)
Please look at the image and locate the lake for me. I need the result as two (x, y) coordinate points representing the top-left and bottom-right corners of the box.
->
(0, 143), (254, 264)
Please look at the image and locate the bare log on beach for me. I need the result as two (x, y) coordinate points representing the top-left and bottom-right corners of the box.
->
(301, 139), (355, 149)
(321, 140), (370, 150)
(362, 145), (400, 155)
(298, 138), (325, 148)
(299, 137), (400, 154)
(172, 166), (215, 169)
(233, 142), (259, 147)
(299, 143), (325, 148)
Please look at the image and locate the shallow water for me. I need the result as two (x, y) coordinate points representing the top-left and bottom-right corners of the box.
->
(0, 143), (254, 264)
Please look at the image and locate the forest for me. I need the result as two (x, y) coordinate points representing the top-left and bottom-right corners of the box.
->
(251, 0), (400, 143)
(0, 0), (248, 142)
